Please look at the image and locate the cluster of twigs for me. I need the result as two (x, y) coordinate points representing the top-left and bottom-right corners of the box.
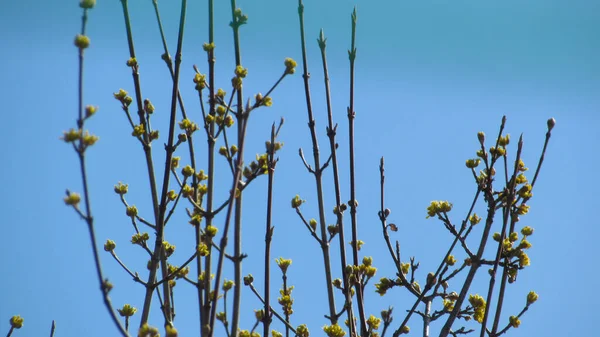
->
(39, 0), (556, 337)
(289, 1), (554, 337)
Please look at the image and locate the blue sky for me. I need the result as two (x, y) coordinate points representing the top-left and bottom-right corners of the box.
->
(1, 0), (598, 336)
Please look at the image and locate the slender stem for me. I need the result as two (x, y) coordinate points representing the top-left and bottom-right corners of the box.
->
(249, 283), (297, 334)
(202, 0), (216, 333)
(49, 321), (56, 337)
(480, 137), (523, 336)
(345, 9), (367, 336)
(264, 124), (278, 337)
(317, 29), (355, 335)
(157, 0), (188, 324)
(439, 118), (507, 337)
(229, 1), (245, 334)
(423, 300), (431, 337)
(75, 6), (129, 336)
(118, 0), (163, 327)
(209, 115), (249, 337)
(296, 0), (337, 323)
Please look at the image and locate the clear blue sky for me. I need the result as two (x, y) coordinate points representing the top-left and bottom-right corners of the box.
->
(1, 0), (598, 336)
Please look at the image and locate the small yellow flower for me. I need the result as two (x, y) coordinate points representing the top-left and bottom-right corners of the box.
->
(446, 255), (457, 266)
(178, 118), (198, 134)
(426, 200), (453, 218)
(515, 173), (527, 184)
(222, 279), (235, 291)
(224, 115), (235, 127)
(138, 323), (159, 337)
(231, 76), (243, 90)
(443, 299), (455, 312)
(291, 195), (305, 208)
(366, 315), (381, 330)
(131, 232), (149, 245)
(114, 89), (128, 101)
(64, 192), (81, 206)
(193, 73), (207, 90)
(196, 170), (208, 181)
(104, 240), (116, 251)
(490, 146), (506, 157)
(323, 323), (345, 337)
(518, 239), (532, 250)
(74, 34), (90, 49)
(516, 204), (530, 215)
(117, 304), (137, 317)
(161, 241), (175, 257)
(469, 213), (482, 225)
(276, 257), (292, 274)
(167, 190), (177, 201)
(10, 315), (24, 329)
(465, 158), (481, 169)
(202, 42), (215, 52)
(126, 57), (137, 67)
(132, 124), (145, 137)
(401, 262), (410, 275)
(126, 205), (138, 218)
(166, 324), (178, 337)
(477, 131), (485, 145)
(327, 224), (339, 236)
(509, 315), (521, 328)
(234, 65), (248, 78)
(498, 134), (510, 146)
(61, 128), (81, 143)
(521, 226), (534, 236)
(85, 105), (98, 118)
(284, 57), (297, 74)
(263, 96), (273, 107)
(469, 294), (486, 309)
(526, 291), (538, 305)
(244, 274), (254, 285)
(309, 218), (317, 231)
(182, 165), (194, 178)
(171, 156), (181, 169)
(80, 0), (96, 9)
(518, 184), (533, 198)
(143, 99), (155, 114)
(518, 251), (530, 267)
(197, 243), (209, 256)
(412, 281), (421, 293)
(517, 159), (528, 172)
(81, 131), (99, 147)
(332, 278), (342, 288)
(205, 225), (218, 237)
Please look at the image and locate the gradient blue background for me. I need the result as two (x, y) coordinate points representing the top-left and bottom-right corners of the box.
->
(1, 0), (598, 336)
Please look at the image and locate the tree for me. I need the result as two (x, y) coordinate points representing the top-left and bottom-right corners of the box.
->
(7, 1), (555, 336)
